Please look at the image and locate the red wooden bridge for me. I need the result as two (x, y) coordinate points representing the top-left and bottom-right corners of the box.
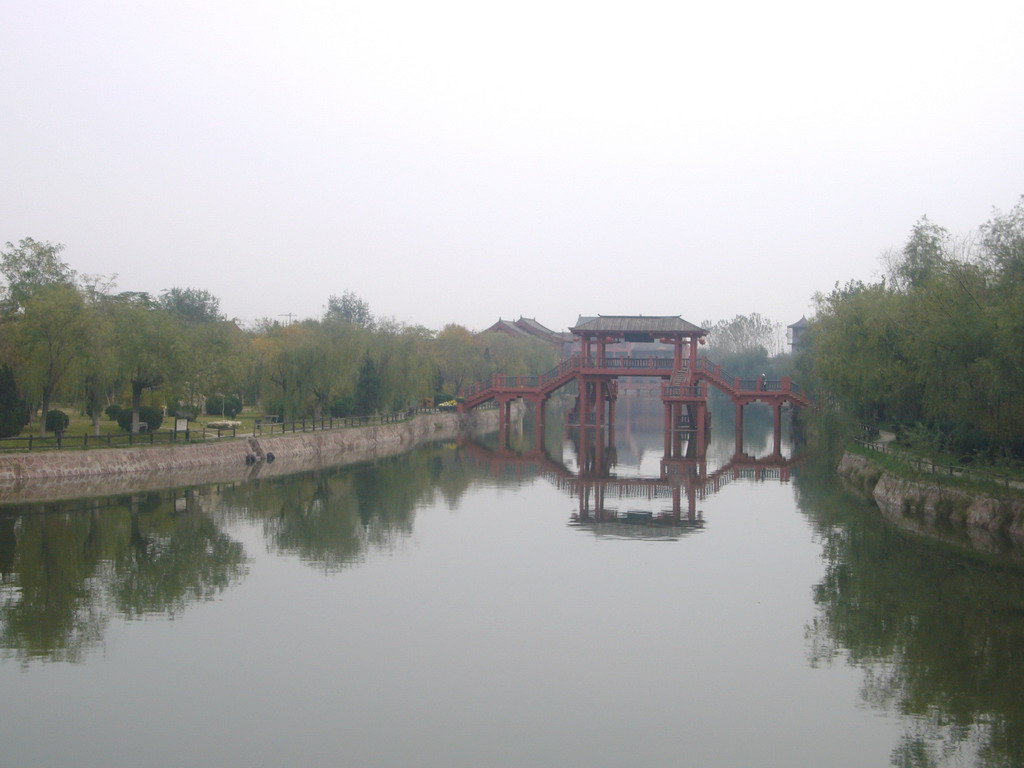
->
(457, 315), (811, 457)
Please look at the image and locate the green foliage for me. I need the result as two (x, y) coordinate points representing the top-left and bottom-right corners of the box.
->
(0, 364), (27, 437)
(0, 237), (76, 315)
(105, 404), (123, 421)
(325, 290), (374, 328)
(893, 216), (949, 289)
(205, 393), (242, 418)
(44, 409), (70, 432)
(329, 396), (354, 417)
(0, 499), (246, 662)
(807, 198), (1024, 461)
(354, 355), (383, 415)
(701, 313), (783, 357)
(17, 283), (88, 433)
(116, 405), (163, 432)
(158, 287), (223, 324)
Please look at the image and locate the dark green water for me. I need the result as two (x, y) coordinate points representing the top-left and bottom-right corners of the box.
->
(2, 401), (1024, 767)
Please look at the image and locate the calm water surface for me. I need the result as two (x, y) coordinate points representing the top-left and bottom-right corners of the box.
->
(3, 402), (1024, 767)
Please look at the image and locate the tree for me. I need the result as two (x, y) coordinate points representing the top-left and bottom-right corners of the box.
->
(891, 216), (949, 290)
(262, 323), (316, 421)
(354, 354), (384, 415)
(435, 324), (480, 396)
(0, 237), (76, 315)
(326, 290), (374, 328)
(980, 195), (1024, 283)
(111, 302), (186, 433)
(80, 290), (120, 435)
(177, 319), (246, 415)
(17, 284), (87, 434)
(701, 313), (783, 357)
(159, 287), (224, 324)
(805, 202), (1024, 459)
(373, 320), (436, 410)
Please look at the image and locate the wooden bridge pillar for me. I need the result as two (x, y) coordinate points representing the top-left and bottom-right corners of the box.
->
(772, 400), (783, 456)
(608, 387), (616, 432)
(577, 375), (589, 427)
(537, 395), (547, 451)
(664, 402), (672, 456)
(695, 403), (706, 459)
(735, 401), (744, 454)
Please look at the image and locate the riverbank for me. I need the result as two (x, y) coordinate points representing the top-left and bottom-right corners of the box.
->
(837, 451), (1024, 557)
(0, 408), (508, 504)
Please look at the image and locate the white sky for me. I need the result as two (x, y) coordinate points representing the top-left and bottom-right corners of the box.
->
(2, 0), (1022, 333)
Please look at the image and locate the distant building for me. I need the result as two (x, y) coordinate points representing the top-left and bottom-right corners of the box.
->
(787, 316), (810, 351)
(482, 317), (573, 354)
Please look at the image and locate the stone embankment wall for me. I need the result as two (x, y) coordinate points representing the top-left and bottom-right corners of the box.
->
(0, 409), (505, 504)
(837, 452), (1024, 555)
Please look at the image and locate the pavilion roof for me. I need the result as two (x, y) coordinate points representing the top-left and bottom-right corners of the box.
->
(571, 315), (707, 336)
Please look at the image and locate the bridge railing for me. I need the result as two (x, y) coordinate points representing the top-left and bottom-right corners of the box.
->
(580, 356), (675, 371)
(691, 356), (807, 399)
(661, 384), (705, 398)
(493, 374), (539, 388)
(459, 353), (808, 403)
(539, 356), (580, 387)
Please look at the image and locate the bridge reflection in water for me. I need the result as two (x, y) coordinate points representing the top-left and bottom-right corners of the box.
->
(458, 404), (803, 541)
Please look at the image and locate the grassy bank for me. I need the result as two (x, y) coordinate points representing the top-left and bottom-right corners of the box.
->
(848, 440), (1024, 501)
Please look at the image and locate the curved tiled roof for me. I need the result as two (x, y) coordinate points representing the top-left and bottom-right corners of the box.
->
(571, 315), (706, 336)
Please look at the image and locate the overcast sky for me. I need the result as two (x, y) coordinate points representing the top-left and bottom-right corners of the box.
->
(3, 0), (1022, 333)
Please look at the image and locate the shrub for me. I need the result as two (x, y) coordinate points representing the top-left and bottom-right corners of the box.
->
(105, 403), (123, 421)
(206, 393), (242, 418)
(45, 409), (70, 433)
(117, 405), (164, 433)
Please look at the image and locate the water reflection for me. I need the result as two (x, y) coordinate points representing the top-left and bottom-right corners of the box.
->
(461, 400), (803, 540)
(0, 491), (246, 664)
(216, 448), (477, 571)
(3, 401), (1024, 768)
(796, 456), (1024, 767)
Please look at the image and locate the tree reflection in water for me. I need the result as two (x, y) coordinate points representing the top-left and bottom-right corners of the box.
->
(5, 411), (1024, 768)
(796, 457), (1024, 768)
(218, 444), (480, 572)
(0, 443), (485, 662)
(0, 492), (247, 664)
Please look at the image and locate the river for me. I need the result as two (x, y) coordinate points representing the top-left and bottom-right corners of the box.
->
(2, 400), (1023, 767)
